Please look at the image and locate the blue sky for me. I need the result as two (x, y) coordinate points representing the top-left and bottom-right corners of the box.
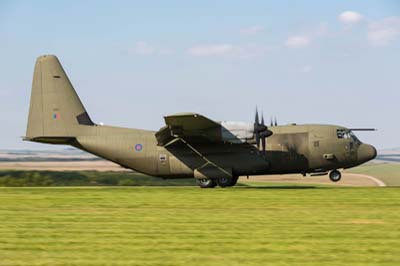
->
(0, 0), (399, 149)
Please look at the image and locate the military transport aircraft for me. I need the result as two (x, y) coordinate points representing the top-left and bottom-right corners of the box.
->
(24, 55), (377, 188)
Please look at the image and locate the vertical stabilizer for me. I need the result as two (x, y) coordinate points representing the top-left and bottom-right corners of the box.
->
(26, 55), (94, 141)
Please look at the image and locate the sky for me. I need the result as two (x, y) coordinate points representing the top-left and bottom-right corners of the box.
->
(0, 0), (399, 150)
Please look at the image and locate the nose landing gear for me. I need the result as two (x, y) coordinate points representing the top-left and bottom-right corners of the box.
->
(329, 170), (342, 182)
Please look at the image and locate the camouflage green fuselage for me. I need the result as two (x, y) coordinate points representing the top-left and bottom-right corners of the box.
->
(32, 123), (369, 179)
(25, 55), (376, 181)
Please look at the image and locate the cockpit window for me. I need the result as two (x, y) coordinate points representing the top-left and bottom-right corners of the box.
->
(337, 129), (347, 139)
(337, 129), (360, 143)
(349, 131), (360, 143)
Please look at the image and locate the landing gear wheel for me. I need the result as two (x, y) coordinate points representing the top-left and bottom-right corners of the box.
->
(329, 170), (342, 182)
(217, 176), (239, 187)
(196, 178), (217, 188)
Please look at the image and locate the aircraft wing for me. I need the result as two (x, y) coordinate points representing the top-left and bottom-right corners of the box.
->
(155, 112), (263, 180)
(164, 112), (220, 131)
(155, 112), (221, 146)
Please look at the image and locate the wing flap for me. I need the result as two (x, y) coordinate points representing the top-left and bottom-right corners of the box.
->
(164, 112), (220, 131)
(156, 113), (221, 145)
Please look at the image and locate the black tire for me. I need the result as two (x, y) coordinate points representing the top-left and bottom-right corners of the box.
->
(196, 178), (217, 188)
(329, 170), (341, 182)
(217, 176), (238, 187)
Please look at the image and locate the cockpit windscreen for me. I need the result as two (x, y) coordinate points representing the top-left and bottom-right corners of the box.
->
(336, 129), (360, 143)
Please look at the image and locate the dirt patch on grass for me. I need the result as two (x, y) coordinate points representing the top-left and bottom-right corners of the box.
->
(239, 172), (382, 187)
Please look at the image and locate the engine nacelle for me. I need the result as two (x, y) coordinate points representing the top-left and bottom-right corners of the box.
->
(220, 121), (254, 143)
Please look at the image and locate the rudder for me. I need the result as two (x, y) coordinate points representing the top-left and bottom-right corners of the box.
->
(26, 55), (94, 142)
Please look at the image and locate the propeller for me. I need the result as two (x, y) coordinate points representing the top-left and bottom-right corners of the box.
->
(261, 114), (266, 153)
(255, 108), (261, 148)
(270, 116), (278, 126)
(254, 108), (272, 154)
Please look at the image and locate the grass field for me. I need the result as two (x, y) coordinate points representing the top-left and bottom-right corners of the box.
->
(1, 186), (400, 266)
(347, 163), (400, 186)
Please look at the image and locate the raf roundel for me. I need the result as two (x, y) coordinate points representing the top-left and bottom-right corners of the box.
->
(134, 144), (143, 152)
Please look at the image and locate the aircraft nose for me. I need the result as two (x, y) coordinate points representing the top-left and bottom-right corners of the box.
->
(357, 144), (377, 163)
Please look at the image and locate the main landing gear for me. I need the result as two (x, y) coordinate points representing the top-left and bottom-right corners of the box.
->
(196, 178), (217, 188)
(216, 176), (239, 187)
(196, 176), (239, 188)
(329, 170), (342, 182)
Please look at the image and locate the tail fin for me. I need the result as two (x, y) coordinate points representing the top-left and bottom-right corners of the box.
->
(25, 55), (94, 143)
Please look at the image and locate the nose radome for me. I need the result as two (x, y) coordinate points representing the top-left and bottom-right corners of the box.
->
(358, 144), (377, 163)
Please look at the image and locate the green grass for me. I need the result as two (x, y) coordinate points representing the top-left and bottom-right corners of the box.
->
(347, 163), (400, 186)
(1, 187), (400, 266)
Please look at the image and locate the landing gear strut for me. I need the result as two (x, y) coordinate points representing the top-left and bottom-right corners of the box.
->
(329, 170), (342, 182)
(196, 178), (217, 188)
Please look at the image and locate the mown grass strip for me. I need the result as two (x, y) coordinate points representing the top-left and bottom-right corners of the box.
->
(0, 187), (399, 266)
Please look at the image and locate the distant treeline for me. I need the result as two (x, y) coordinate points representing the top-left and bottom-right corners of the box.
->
(376, 154), (400, 163)
(0, 170), (196, 187)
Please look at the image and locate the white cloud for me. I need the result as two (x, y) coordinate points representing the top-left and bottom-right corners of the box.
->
(368, 17), (400, 46)
(131, 41), (172, 55)
(338, 11), (363, 24)
(240, 25), (265, 35)
(313, 23), (329, 37)
(132, 41), (154, 55)
(187, 44), (268, 59)
(188, 44), (233, 56)
(285, 35), (311, 48)
(301, 65), (312, 73)
(284, 24), (328, 49)
(157, 48), (173, 55)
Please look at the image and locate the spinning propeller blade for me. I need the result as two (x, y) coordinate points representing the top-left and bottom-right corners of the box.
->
(254, 108), (260, 148)
(254, 108), (271, 154)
